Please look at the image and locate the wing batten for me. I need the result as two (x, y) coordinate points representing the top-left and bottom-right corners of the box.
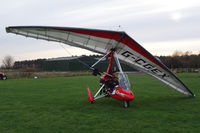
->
(6, 26), (194, 97)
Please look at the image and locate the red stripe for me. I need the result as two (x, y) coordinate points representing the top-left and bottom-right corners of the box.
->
(56, 28), (168, 71)
(121, 36), (169, 72)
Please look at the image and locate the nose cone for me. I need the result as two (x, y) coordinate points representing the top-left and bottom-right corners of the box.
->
(124, 91), (135, 101)
(113, 87), (135, 101)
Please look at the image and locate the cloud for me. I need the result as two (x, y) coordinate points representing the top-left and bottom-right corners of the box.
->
(170, 12), (183, 21)
(0, 0), (200, 64)
(143, 38), (200, 55)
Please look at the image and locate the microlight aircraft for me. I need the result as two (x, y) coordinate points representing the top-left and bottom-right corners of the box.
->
(6, 26), (195, 108)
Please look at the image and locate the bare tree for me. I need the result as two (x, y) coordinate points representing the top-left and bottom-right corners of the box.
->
(2, 55), (14, 69)
(172, 50), (183, 57)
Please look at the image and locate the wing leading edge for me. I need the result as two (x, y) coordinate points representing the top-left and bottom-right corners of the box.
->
(6, 26), (195, 97)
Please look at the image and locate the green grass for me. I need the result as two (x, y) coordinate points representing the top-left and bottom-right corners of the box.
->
(0, 73), (199, 133)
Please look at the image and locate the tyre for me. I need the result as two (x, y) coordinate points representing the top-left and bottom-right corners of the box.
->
(123, 100), (130, 108)
(2, 75), (7, 80)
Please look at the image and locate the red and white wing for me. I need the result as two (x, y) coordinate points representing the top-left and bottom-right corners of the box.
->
(6, 26), (194, 97)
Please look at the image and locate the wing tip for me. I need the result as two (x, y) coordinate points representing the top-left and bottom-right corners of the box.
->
(5, 27), (11, 33)
(191, 93), (196, 97)
(187, 92), (195, 97)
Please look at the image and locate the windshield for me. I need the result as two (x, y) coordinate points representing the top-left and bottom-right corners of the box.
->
(118, 72), (131, 90)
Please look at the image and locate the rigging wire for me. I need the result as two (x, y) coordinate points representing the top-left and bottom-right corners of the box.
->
(59, 43), (91, 69)
(59, 43), (108, 76)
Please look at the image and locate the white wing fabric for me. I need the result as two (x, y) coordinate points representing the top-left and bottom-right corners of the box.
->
(6, 26), (195, 97)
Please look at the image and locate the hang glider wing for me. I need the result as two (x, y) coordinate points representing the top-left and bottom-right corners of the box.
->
(6, 26), (195, 97)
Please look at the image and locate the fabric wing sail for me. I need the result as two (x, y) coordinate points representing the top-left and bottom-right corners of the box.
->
(6, 26), (195, 97)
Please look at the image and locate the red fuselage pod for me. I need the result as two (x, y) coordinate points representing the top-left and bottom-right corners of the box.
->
(111, 87), (134, 101)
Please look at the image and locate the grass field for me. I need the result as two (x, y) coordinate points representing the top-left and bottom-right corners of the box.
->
(0, 73), (199, 133)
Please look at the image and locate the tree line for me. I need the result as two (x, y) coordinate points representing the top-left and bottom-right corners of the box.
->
(159, 51), (200, 69)
(12, 55), (136, 72)
(1, 51), (200, 71)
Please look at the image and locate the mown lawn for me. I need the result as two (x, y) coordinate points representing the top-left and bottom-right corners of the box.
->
(0, 73), (199, 133)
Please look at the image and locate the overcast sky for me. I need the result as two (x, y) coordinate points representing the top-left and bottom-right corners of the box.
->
(1, 0), (200, 64)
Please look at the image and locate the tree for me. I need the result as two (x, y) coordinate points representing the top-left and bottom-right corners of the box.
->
(172, 50), (183, 57)
(2, 55), (14, 69)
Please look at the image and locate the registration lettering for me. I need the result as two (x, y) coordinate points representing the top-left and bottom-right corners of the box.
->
(121, 51), (168, 78)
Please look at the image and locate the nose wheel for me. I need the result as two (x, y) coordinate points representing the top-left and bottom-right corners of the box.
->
(123, 100), (130, 108)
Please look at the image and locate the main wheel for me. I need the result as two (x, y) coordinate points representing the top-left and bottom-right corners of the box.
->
(2, 76), (7, 80)
(123, 100), (130, 108)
